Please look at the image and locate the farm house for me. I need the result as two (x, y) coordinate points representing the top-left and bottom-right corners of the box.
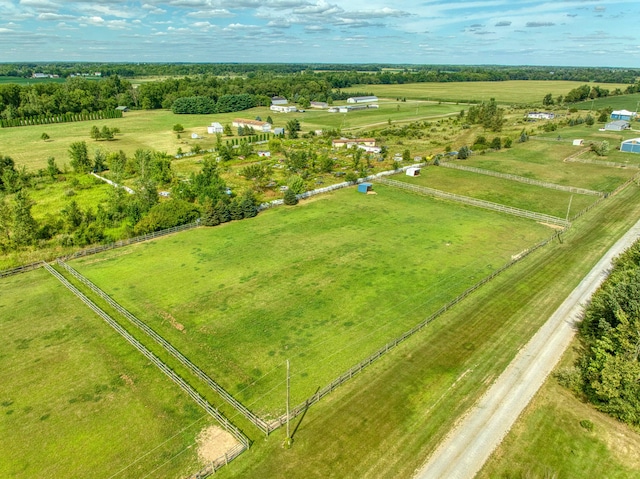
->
(207, 122), (223, 134)
(620, 138), (640, 154)
(347, 96), (378, 104)
(572, 139), (584, 146)
(357, 183), (373, 194)
(406, 167), (421, 177)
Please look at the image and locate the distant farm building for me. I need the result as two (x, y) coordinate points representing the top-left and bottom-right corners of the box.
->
(605, 120), (630, 131)
(310, 101), (328, 109)
(270, 105), (297, 113)
(357, 144), (382, 154)
(572, 139), (584, 146)
(232, 118), (271, 132)
(611, 110), (637, 121)
(271, 96), (288, 105)
(620, 138), (640, 153)
(347, 96), (378, 104)
(406, 167), (421, 177)
(357, 182), (373, 193)
(527, 112), (555, 120)
(207, 122), (223, 134)
(332, 138), (376, 149)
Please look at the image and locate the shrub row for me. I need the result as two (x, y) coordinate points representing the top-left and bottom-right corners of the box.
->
(0, 109), (123, 128)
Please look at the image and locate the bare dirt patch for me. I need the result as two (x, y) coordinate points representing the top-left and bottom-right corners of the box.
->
(159, 310), (185, 332)
(196, 425), (239, 464)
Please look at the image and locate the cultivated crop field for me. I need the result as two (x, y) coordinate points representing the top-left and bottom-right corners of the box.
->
(69, 185), (552, 417)
(343, 81), (631, 105)
(397, 165), (598, 219)
(0, 268), (219, 479)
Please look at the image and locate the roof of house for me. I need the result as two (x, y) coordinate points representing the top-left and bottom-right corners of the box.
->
(607, 120), (630, 127)
(348, 96), (378, 101)
(612, 109), (636, 116)
(332, 138), (376, 144)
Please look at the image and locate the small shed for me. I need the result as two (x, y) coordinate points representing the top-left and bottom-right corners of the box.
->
(621, 138), (640, 154)
(191, 133), (201, 139)
(115, 106), (129, 112)
(207, 122), (223, 134)
(572, 139), (584, 146)
(406, 167), (421, 177)
(357, 182), (373, 194)
(273, 127), (285, 136)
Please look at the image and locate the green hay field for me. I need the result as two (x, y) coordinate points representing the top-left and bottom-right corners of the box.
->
(397, 165), (598, 219)
(70, 185), (552, 417)
(0, 268), (219, 479)
(343, 81), (630, 105)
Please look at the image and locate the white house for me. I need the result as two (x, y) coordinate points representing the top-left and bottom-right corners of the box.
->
(207, 122), (223, 134)
(347, 96), (378, 104)
(270, 105), (297, 113)
(310, 101), (328, 109)
(527, 112), (555, 120)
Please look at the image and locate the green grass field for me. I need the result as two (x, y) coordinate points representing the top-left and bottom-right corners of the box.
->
(2, 103), (461, 172)
(460, 139), (637, 193)
(397, 165), (598, 218)
(0, 268), (219, 479)
(343, 81), (631, 105)
(573, 93), (640, 112)
(0, 76), (67, 85)
(69, 185), (552, 416)
(479, 344), (640, 479)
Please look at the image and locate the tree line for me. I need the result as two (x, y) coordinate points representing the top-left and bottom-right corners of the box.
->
(557, 240), (640, 427)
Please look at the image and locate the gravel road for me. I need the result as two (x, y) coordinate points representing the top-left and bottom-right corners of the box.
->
(415, 218), (640, 479)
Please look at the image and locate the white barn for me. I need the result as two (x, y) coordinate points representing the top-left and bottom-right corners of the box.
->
(347, 96), (378, 104)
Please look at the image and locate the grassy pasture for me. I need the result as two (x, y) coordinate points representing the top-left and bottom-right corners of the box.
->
(70, 185), (551, 417)
(460, 139), (637, 193)
(343, 81), (631, 105)
(215, 169), (640, 478)
(397, 165), (598, 218)
(0, 268), (216, 479)
(0, 76), (67, 85)
(573, 92), (640, 112)
(2, 103), (461, 172)
(479, 344), (640, 479)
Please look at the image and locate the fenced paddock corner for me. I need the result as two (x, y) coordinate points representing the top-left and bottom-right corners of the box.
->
(42, 263), (250, 462)
(377, 177), (571, 227)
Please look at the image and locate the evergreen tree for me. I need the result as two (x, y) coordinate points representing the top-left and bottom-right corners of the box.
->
(229, 198), (244, 220)
(283, 188), (298, 205)
(12, 189), (37, 246)
(240, 190), (258, 218)
(45, 157), (59, 180)
(214, 199), (230, 223)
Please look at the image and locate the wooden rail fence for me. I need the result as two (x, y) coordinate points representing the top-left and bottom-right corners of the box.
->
(43, 263), (250, 452)
(56, 260), (272, 435)
(377, 177), (571, 227)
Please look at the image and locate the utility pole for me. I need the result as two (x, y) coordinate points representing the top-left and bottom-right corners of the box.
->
(284, 359), (292, 448)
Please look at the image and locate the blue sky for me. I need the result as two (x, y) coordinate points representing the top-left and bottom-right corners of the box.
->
(0, 0), (638, 66)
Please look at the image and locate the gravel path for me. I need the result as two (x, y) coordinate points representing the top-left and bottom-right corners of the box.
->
(415, 218), (640, 479)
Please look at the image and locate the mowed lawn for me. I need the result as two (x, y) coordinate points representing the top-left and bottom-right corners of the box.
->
(343, 81), (630, 104)
(396, 165), (598, 219)
(0, 268), (216, 479)
(71, 185), (552, 416)
(460, 139), (637, 193)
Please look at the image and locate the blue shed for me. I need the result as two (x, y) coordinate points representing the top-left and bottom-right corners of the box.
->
(357, 182), (373, 193)
(611, 110), (636, 121)
(621, 138), (640, 154)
